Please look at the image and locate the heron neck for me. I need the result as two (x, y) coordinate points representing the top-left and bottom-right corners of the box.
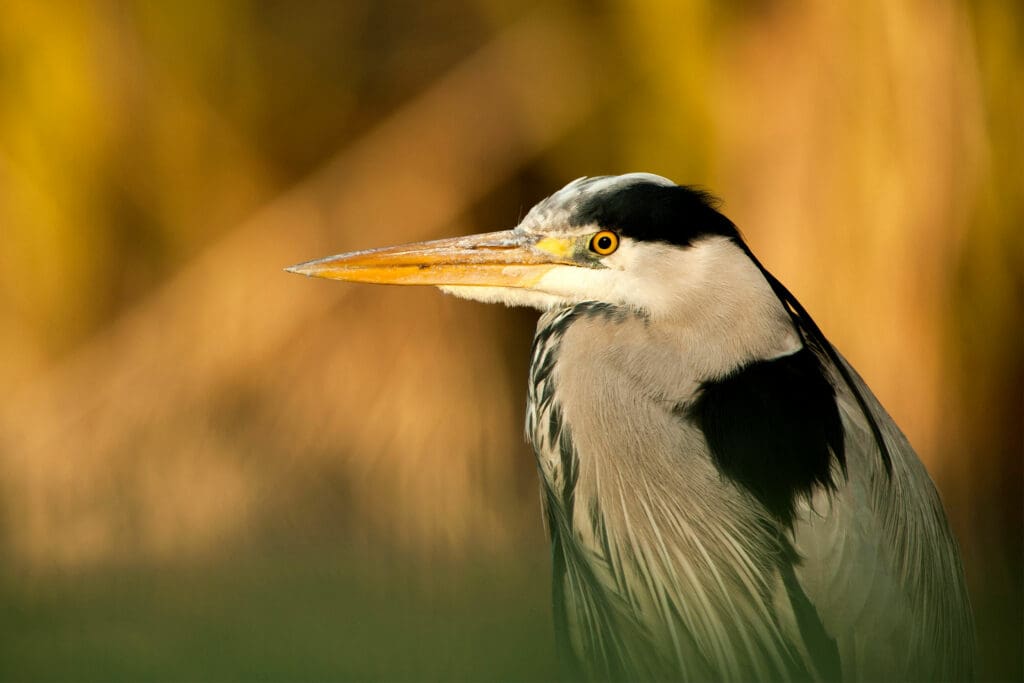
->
(653, 246), (801, 382)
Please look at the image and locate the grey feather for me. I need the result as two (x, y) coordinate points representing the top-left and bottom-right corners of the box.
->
(526, 303), (974, 682)
(790, 355), (974, 681)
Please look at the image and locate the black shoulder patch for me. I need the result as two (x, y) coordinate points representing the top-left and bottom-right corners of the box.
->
(569, 182), (740, 247)
(746, 256), (894, 475)
(685, 347), (845, 525)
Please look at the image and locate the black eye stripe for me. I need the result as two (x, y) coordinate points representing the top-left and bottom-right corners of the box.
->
(569, 182), (739, 247)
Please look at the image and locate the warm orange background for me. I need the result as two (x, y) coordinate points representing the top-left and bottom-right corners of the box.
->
(1, 2), (1020, 680)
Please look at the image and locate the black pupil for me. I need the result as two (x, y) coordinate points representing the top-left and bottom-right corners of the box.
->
(597, 235), (612, 251)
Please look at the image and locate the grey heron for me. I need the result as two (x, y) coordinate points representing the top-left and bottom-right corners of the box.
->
(287, 174), (974, 682)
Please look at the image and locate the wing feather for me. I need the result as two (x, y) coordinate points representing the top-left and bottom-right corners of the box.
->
(788, 355), (975, 681)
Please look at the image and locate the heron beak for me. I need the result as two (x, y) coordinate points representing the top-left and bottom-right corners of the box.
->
(285, 230), (577, 289)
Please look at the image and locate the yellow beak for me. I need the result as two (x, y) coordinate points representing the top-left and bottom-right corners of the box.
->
(286, 230), (577, 289)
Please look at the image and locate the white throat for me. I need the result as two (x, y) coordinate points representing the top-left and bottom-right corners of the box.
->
(440, 235), (802, 379)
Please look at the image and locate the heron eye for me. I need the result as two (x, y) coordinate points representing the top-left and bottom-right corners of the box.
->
(589, 230), (619, 256)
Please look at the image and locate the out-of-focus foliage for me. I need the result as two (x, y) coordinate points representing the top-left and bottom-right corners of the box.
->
(0, 0), (1019, 680)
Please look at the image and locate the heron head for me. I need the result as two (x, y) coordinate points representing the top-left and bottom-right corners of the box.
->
(287, 173), (761, 318)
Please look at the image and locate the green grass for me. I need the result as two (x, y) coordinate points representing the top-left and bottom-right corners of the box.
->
(0, 549), (561, 682)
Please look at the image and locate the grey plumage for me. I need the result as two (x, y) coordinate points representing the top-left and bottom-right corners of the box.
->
(287, 172), (975, 683)
(527, 302), (973, 681)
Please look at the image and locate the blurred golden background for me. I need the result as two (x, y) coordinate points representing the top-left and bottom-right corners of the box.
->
(0, 1), (1020, 680)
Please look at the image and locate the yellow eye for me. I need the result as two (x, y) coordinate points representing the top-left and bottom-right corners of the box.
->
(589, 230), (619, 256)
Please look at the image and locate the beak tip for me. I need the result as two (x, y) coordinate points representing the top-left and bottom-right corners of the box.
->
(284, 262), (314, 277)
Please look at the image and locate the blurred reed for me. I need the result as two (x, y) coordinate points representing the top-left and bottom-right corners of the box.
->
(0, 0), (1019, 679)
